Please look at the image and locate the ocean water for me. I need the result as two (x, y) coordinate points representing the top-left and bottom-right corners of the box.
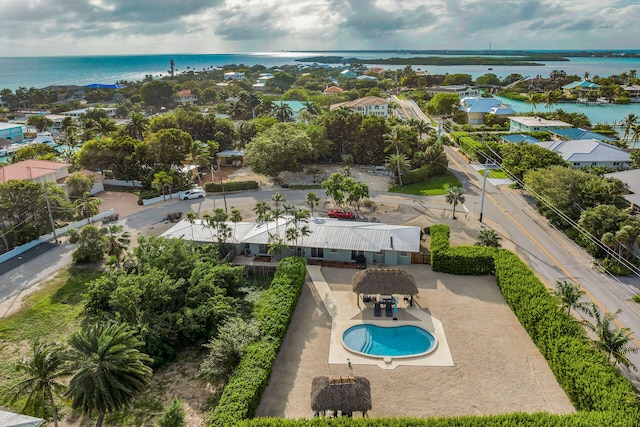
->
(3, 51), (640, 91)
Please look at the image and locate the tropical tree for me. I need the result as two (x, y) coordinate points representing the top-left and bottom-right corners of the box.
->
(185, 211), (197, 239)
(631, 123), (640, 143)
(553, 280), (587, 315)
(186, 140), (211, 186)
(385, 153), (411, 184)
(623, 114), (637, 140)
(271, 191), (286, 209)
(67, 225), (107, 264)
(582, 303), (638, 370)
(527, 92), (542, 111)
(445, 186), (465, 219)
(384, 126), (412, 187)
(475, 228), (502, 248)
(321, 172), (345, 207)
(74, 191), (102, 220)
(274, 101), (293, 122)
(100, 224), (131, 268)
(66, 322), (153, 427)
(66, 172), (96, 199)
(152, 171), (173, 200)
(229, 208), (242, 242)
(305, 192), (321, 217)
(10, 341), (69, 426)
(125, 112), (149, 141)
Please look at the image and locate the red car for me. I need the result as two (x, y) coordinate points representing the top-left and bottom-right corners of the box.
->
(328, 209), (355, 219)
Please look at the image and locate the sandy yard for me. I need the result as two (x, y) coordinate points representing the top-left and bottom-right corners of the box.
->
(255, 265), (574, 419)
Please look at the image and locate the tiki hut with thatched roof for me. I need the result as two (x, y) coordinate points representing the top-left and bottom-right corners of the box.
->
(352, 268), (418, 307)
(311, 376), (371, 417)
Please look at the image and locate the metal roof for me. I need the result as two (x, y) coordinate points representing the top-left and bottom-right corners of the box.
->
(536, 139), (631, 163)
(0, 410), (45, 427)
(161, 217), (420, 253)
(549, 128), (615, 142)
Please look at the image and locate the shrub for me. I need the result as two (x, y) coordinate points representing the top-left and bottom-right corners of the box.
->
(205, 181), (259, 192)
(157, 397), (185, 427)
(402, 165), (431, 185)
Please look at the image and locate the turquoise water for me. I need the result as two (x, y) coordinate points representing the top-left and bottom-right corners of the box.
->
(493, 95), (640, 125)
(342, 324), (436, 357)
(3, 52), (640, 91)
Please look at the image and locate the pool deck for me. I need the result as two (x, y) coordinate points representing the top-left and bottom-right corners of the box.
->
(306, 265), (454, 369)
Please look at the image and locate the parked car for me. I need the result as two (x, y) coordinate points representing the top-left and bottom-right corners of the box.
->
(179, 188), (205, 200)
(328, 209), (355, 219)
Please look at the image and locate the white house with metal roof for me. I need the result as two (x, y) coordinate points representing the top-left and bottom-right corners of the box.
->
(536, 139), (631, 169)
(604, 169), (640, 209)
(161, 217), (420, 265)
(330, 96), (389, 117)
(459, 97), (515, 125)
(509, 116), (572, 133)
(0, 410), (45, 427)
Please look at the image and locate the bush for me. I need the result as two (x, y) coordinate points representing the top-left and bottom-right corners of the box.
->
(402, 165), (431, 185)
(205, 181), (259, 192)
(430, 225), (495, 275)
(601, 258), (634, 276)
(157, 397), (185, 427)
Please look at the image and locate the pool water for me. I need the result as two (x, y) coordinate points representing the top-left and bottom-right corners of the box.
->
(342, 324), (437, 358)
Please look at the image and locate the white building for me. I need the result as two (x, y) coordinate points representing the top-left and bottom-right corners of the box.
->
(223, 71), (245, 81)
(536, 139), (631, 169)
(330, 96), (389, 117)
(509, 116), (572, 133)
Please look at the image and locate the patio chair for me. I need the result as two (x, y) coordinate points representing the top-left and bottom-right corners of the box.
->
(385, 302), (393, 317)
(374, 302), (382, 317)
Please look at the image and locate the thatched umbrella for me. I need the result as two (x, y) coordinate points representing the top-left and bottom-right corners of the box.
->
(311, 376), (371, 417)
(352, 268), (418, 307)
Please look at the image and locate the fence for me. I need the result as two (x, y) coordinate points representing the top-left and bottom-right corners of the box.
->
(0, 209), (115, 264)
(103, 179), (143, 188)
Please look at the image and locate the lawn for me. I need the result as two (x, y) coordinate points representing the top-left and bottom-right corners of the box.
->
(389, 171), (462, 196)
(479, 168), (509, 179)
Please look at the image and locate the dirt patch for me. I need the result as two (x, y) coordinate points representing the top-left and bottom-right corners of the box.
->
(98, 191), (149, 218)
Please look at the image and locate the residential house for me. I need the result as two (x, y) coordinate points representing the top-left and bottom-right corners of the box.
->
(323, 86), (344, 96)
(357, 75), (378, 82)
(549, 128), (616, 143)
(174, 89), (198, 104)
(0, 159), (71, 185)
(330, 96), (389, 117)
(41, 85), (85, 102)
(427, 85), (481, 99)
(253, 73), (274, 91)
(340, 70), (357, 79)
(536, 139), (631, 169)
(500, 134), (540, 144)
(508, 116), (572, 133)
(604, 169), (640, 210)
(217, 149), (245, 167)
(561, 80), (602, 96)
(161, 217), (421, 266)
(459, 97), (515, 125)
(61, 107), (116, 121)
(0, 123), (24, 142)
(223, 71), (245, 81)
(622, 85), (640, 102)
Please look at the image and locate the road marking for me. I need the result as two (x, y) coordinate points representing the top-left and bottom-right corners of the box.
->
(448, 150), (640, 345)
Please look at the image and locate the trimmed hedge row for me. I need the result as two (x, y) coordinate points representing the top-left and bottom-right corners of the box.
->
(205, 181), (260, 192)
(237, 411), (640, 427)
(430, 224), (495, 275)
(451, 131), (484, 162)
(432, 224), (637, 413)
(210, 257), (307, 427)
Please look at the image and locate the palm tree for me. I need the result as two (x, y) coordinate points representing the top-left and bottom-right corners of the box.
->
(186, 140), (211, 186)
(543, 91), (560, 109)
(125, 112), (149, 141)
(253, 201), (272, 236)
(274, 101), (293, 122)
(305, 192), (321, 217)
(74, 192), (102, 220)
(97, 118), (116, 137)
(582, 303), (638, 370)
(631, 124), (640, 143)
(445, 186), (465, 219)
(385, 153), (410, 185)
(229, 208), (242, 242)
(67, 322), (153, 427)
(100, 225), (131, 268)
(66, 172), (96, 199)
(152, 171), (173, 200)
(185, 212), (197, 239)
(230, 101), (246, 120)
(527, 92), (541, 111)
(10, 341), (69, 426)
(301, 101), (319, 116)
(475, 228), (502, 247)
(623, 114), (637, 140)
(384, 126), (412, 187)
(271, 191), (286, 209)
(553, 280), (587, 315)
(257, 99), (275, 116)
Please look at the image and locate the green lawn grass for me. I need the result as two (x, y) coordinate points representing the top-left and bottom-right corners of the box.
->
(389, 171), (462, 196)
(479, 168), (509, 179)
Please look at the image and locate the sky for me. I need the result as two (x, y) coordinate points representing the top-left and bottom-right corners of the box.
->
(1, 0), (639, 56)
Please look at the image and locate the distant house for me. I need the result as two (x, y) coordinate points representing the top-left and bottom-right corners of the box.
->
(0, 159), (71, 185)
(162, 217), (420, 266)
(223, 71), (245, 81)
(340, 70), (357, 79)
(217, 149), (245, 167)
(61, 107), (116, 120)
(252, 73), (274, 91)
(330, 96), (389, 117)
(357, 75), (378, 82)
(549, 128), (616, 143)
(536, 139), (631, 169)
(604, 169), (640, 210)
(41, 85), (85, 102)
(323, 86), (344, 96)
(427, 85), (481, 99)
(561, 80), (602, 96)
(0, 123), (25, 142)
(622, 85), (640, 101)
(501, 134), (540, 144)
(508, 116), (572, 133)
(174, 89), (198, 104)
(459, 97), (515, 125)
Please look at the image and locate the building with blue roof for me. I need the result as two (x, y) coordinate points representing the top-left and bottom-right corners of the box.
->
(561, 80), (602, 96)
(459, 97), (515, 125)
(549, 128), (615, 143)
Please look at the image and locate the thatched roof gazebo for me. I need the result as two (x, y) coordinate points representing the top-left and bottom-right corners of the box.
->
(352, 268), (418, 307)
(311, 376), (371, 417)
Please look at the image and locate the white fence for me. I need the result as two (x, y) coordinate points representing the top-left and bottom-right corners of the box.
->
(0, 209), (116, 264)
(103, 179), (143, 187)
(142, 192), (182, 206)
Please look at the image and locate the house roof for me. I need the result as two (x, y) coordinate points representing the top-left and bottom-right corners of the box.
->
(460, 97), (513, 114)
(161, 217), (420, 253)
(0, 159), (71, 183)
(352, 268), (418, 295)
(323, 86), (344, 93)
(0, 410), (45, 427)
(330, 96), (389, 110)
(176, 89), (194, 97)
(501, 134), (540, 144)
(311, 376), (372, 413)
(0, 123), (23, 131)
(218, 149), (245, 157)
(508, 116), (572, 128)
(549, 128), (615, 142)
(604, 168), (640, 195)
(562, 80), (602, 90)
(536, 139), (631, 163)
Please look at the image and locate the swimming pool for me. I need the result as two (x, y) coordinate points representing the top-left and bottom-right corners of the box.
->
(342, 324), (437, 358)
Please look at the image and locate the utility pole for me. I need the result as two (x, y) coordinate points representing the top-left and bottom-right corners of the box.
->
(479, 160), (488, 223)
(43, 183), (59, 244)
(218, 159), (228, 213)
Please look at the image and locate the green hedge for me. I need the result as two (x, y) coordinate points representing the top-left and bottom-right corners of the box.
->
(210, 257), (307, 427)
(430, 225), (495, 275)
(205, 181), (260, 192)
(237, 411), (640, 426)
